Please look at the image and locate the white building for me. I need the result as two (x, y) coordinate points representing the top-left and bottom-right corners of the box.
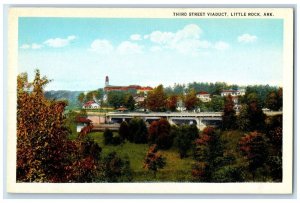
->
(196, 91), (211, 102)
(82, 101), (101, 109)
(221, 89), (246, 97)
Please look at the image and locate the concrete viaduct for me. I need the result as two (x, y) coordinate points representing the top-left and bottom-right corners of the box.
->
(87, 111), (282, 131)
(105, 112), (223, 130)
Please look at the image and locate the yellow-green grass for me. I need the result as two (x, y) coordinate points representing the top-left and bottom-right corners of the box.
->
(88, 132), (194, 182)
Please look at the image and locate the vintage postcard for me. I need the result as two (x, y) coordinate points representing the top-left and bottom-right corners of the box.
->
(6, 7), (294, 194)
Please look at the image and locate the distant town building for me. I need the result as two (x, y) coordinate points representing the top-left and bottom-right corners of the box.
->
(196, 91), (211, 102)
(221, 89), (246, 97)
(103, 75), (153, 102)
(103, 76), (153, 93)
(82, 100), (100, 109)
(134, 95), (145, 103)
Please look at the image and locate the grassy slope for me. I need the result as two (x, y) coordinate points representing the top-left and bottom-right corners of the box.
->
(88, 132), (194, 182)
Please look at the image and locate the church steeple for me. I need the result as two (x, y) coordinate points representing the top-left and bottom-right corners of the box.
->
(105, 76), (109, 87)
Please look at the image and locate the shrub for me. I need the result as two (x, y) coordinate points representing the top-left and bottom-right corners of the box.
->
(100, 152), (132, 182)
(143, 144), (166, 177)
(103, 128), (113, 145)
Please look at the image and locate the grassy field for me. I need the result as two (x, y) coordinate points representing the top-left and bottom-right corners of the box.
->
(88, 132), (195, 182)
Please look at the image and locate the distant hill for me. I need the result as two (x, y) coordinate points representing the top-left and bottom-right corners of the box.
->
(44, 90), (83, 109)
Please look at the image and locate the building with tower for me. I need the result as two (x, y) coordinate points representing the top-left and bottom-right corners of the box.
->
(102, 76), (153, 102)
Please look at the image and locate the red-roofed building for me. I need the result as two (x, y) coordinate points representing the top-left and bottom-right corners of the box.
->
(103, 76), (153, 102)
(196, 91), (211, 102)
(82, 100), (100, 109)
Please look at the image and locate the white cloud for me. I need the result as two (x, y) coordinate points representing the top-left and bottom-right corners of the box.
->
(238, 34), (257, 43)
(149, 24), (202, 46)
(146, 24), (208, 54)
(117, 41), (143, 55)
(44, 35), (76, 48)
(31, 43), (43, 49)
(20, 43), (43, 49)
(149, 31), (175, 45)
(20, 44), (31, 49)
(89, 39), (114, 54)
(130, 34), (142, 41)
(214, 41), (230, 50)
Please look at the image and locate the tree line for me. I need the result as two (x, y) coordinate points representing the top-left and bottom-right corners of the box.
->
(79, 82), (281, 112)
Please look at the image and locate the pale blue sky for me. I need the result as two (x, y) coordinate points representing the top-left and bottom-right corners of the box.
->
(18, 18), (283, 90)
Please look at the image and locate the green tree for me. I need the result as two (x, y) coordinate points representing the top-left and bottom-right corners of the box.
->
(222, 95), (237, 130)
(174, 124), (199, 158)
(265, 115), (282, 181)
(210, 96), (224, 112)
(265, 91), (279, 110)
(128, 118), (148, 144)
(237, 104), (251, 131)
(145, 84), (167, 112)
(77, 92), (86, 105)
(107, 91), (127, 109)
(100, 152), (132, 182)
(119, 121), (130, 141)
(103, 128), (113, 145)
(265, 88), (282, 111)
(125, 95), (135, 111)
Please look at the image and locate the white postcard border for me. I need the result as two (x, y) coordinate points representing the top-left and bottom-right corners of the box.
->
(7, 7), (294, 194)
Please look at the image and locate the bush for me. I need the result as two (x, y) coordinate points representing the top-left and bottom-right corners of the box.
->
(112, 135), (122, 146)
(143, 144), (166, 177)
(119, 121), (129, 141)
(100, 152), (133, 182)
(103, 128), (113, 145)
(174, 124), (199, 158)
(128, 118), (148, 144)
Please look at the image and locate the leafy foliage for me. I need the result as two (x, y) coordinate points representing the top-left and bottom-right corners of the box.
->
(265, 88), (283, 110)
(125, 95), (135, 111)
(174, 124), (199, 158)
(239, 131), (269, 179)
(166, 95), (178, 111)
(192, 127), (224, 182)
(119, 121), (130, 141)
(99, 152), (133, 182)
(103, 128), (114, 145)
(238, 94), (266, 132)
(222, 95), (237, 130)
(148, 119), (173, 149)
(128, 118), (148, 144)
(184, 89), (199, 110)
(17, 70), (101, 182)
(143, 144), (166, 177)
(145, 85), (167, 112)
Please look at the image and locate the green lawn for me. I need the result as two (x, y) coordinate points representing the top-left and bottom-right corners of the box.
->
(88, 132), (194, 182)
